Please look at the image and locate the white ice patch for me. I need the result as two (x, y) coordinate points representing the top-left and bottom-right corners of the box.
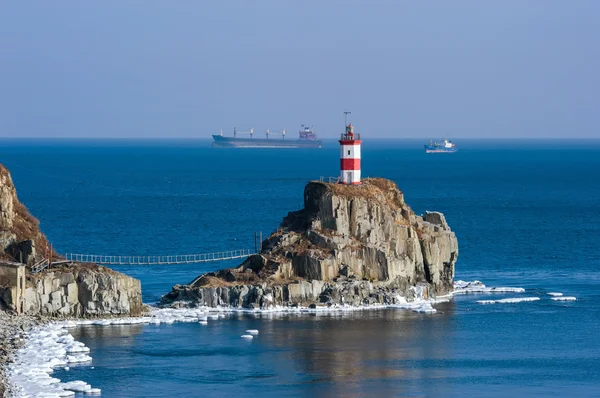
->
(241, 334), (254, 339)
(477, 297), (540, 304)
(7, 322), (99, 398)
(551, 296), (577, 301)
(245, 329), (259, 335)
(144, 297), (442, 318)
(548, 292), (563, 297)
(389, 299), (438, 314)
(453, 280), (525, 295)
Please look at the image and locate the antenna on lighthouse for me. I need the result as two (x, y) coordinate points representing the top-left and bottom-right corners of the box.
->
(344, 111), (351, 127)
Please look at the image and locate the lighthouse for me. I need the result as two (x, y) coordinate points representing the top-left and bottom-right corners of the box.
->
(339, 112), (362, 185)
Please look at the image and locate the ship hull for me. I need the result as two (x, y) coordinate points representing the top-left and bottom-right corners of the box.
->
(212, 135), (322, 148)
(424, 145), (457, 153)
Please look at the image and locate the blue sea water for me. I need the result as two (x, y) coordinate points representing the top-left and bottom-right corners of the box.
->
(2, 138), (600, 397)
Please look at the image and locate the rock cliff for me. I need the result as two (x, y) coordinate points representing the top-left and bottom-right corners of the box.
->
(10, 264), (143, 317)
(0, 164), (50, 265)
(161, 178), (458, 309)
(0, 163), (143, 318)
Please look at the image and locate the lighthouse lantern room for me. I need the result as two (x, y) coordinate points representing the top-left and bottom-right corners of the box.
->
(339, 113), (362, 185)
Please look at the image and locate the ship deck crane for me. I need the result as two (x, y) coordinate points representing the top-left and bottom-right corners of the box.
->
(265, 129), (286, 139)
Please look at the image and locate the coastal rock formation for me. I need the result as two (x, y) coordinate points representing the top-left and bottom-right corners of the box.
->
(161, 178), (458, 309)
(6, 264), (143, 317)
(0, 163), (143, 317)
(0, 164), (50, 265)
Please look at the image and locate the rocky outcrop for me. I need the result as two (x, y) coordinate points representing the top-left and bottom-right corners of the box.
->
(162, 178), (458, 309)
(0, 164), (51, 265)
(1, 264), (143, 317)
(0, 163), (143, 318)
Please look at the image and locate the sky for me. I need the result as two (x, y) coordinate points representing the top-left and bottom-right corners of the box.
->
(1, 1), (599, 139)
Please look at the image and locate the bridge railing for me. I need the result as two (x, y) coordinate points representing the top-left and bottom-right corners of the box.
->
(63, 248), (257, 265)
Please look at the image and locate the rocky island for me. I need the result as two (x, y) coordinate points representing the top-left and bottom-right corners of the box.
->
(161, 178), (459, 309)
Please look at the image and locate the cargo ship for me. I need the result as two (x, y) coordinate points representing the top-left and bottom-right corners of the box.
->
(212, 125), (322, 148)
(424, 139), (458, 153)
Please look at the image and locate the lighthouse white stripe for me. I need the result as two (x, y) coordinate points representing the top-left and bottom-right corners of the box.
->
(340, 145), (361, 159)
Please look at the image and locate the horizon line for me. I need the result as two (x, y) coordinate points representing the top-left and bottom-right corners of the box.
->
(1, 136), (599, 141)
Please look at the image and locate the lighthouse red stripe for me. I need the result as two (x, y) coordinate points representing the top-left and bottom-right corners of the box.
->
(339, 140), (362, 146)
(340, 158), (360, 170)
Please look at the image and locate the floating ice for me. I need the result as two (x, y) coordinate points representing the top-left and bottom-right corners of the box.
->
(548, 292), (563, 297)
(389, 299), (438, 314)
(7, 322), (99, 398)
(62, 380), (92, 393)
(551, 296), (577, 301)
(477, 297), (540, 304)
(453, 280), (525, 295)
(8, 296), (450, 396)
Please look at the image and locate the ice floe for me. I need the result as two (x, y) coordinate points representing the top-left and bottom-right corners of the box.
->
(241, 334), (254, 339)
(7, 323), (99, 397)
(551, 296), (577, 301)
(453, 280), (525, 295)
(245, 329), (259, 335)
(477, 297), (541, 304)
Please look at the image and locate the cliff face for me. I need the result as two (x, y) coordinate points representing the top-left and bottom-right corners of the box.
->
(162, 178), (458, 309)
(0, 163), (143, 318)
(21, 265), (143, 317)
(0, 164), (49, 265)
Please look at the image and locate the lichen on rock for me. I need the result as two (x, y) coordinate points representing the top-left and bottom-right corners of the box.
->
(161, 178), (459, 309)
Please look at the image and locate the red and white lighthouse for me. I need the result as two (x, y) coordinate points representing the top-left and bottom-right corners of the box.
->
(339, 115), (362, 185)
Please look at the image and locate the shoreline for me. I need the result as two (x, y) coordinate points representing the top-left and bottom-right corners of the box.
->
(1, 280), (529, 397)
(0, 295), (445, 396)
(0, 311), (46, 397)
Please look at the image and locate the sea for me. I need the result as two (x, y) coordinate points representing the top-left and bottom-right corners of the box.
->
(2, 138), (600, 397)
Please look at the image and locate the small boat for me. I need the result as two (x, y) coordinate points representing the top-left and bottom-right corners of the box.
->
(424, 139), (457, 153)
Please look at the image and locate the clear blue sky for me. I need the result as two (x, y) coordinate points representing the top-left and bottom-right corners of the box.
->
(1, 1), (598, 139)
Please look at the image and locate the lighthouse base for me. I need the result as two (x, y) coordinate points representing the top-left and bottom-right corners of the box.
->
(340, 170), (361, 185)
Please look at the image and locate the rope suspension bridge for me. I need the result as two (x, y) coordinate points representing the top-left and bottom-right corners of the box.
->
(30, 233), (264, 274)
(62, 248), (256, 266)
